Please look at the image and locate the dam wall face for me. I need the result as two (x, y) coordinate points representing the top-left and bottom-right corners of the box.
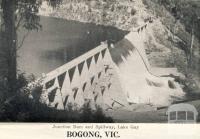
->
(110, 23), (185, 106)
(40, 43), (128, 110)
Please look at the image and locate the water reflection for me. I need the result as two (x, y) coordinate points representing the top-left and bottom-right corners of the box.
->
(18, 16), (128, 77)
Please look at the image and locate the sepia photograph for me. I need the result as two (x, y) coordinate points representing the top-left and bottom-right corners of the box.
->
(0, 0), (200, 123)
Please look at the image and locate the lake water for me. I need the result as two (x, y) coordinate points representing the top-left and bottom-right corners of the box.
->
(18, 16), (128, 77)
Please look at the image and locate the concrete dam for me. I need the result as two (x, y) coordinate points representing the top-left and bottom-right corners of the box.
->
(36, 21), (185, 110)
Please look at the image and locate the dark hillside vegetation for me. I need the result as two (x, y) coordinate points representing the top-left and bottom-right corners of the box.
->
(159, 0), (200, 39)
(143, 0), (200, 71)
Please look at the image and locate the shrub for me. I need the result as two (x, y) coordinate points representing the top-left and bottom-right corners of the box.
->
(0, 73), (113, 122)
(80, 103), (113, 123)
(131, 8), (136, 16)
(0, 94), (113, 122)
(111, 4), (115, 12)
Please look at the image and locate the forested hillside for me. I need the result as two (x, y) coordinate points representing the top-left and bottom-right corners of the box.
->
(159, 0), (200, 39)
(143, 0), (200, 69)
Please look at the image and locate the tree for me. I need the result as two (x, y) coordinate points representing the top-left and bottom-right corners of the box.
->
(159, 0), (200, 69)
(0, 0), (62, 99)
(188, 13), (200, 68)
